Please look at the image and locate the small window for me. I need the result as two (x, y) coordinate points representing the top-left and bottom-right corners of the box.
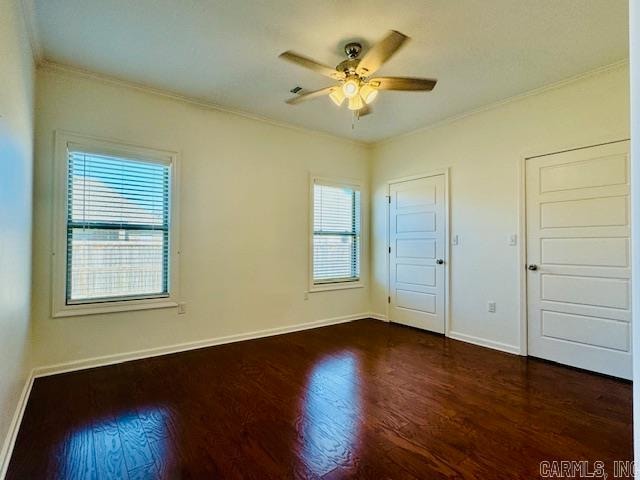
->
(66, 151), (170, 303)
(52, 132), (179, 316)
(311, 178), (361, 289)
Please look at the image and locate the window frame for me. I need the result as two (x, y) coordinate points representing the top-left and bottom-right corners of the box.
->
(52, 131), (181, 317)
(309, 176), (364, 293)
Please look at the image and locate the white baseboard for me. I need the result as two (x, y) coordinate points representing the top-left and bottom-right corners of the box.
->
(448, 331), (520, 355)
(33, 313), (371, 378)
(0, 370), (35, 480)
(374, 318), (519, 357)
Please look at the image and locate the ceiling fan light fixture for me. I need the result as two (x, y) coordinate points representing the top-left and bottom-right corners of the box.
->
(279, 31), (438, 121)
(360, 84), (378, 104)
(342, 78), (360, 98)
(329, 88), (345, 106)
(348, 94), (364, 111)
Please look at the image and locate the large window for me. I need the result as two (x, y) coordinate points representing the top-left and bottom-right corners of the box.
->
(53, 132), (179, 316)
(311, 178), (361, 289)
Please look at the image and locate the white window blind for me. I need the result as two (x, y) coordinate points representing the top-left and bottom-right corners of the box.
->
(313, 181), (361, 284)
(66, 150), (170, 304)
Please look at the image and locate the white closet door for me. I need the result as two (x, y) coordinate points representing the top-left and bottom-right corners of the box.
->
(389, 175), (446, 333)
(526, 141), (631, 379)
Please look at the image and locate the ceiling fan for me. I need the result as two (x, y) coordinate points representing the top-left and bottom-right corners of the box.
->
(279, 30), (437, 116)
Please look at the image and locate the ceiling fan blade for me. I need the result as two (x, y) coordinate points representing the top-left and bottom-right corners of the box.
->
(279, 51), (344, 79)
(358, 104), (373, 117)
(356, 30), (409, 77)
(285, 86), (335, 105)
(369, 77), (437, 91)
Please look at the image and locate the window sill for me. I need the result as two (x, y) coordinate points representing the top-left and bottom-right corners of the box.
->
(53, 299), (178, 318)
(308, 282), (364, 293)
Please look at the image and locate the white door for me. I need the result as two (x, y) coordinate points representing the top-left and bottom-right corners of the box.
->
(388, 175), (446, 333)
(526, 141), (631, 379)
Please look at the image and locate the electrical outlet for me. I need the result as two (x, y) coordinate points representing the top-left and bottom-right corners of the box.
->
(487, 301), (496, 313)
(304, 291), (309, 300)
(178, 302), (186, 314)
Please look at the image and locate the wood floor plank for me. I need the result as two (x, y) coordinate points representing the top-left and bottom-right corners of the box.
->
(127, 462), (157, 480)
(5, 319), (632, 479)
(59, 426), (98, 480)
(92, 419), (128, 480)
(116, 412), (156, 475)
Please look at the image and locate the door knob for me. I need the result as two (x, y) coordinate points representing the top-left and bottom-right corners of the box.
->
(527, 264), (538, 271)
(436, 259), (444, 265)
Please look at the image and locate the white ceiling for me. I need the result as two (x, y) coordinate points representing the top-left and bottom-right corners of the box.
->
(31, 0), (628, 143)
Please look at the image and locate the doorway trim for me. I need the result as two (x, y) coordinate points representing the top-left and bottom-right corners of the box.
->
(385, 168), (451, 335)
(517, 138), (630, 356)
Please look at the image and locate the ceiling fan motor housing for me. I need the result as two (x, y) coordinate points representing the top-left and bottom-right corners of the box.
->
(344, 42), (362, 59)
(336, 58), (360, 76)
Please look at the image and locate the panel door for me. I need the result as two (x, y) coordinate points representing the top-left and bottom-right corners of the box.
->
(526, 141), (631, 379)
(389, 175), (446, 333)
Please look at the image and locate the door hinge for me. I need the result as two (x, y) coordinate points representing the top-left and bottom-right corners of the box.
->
(386, 195), (391, 204)
(388, 246), (391, 254)
(388, 296), (391, 304)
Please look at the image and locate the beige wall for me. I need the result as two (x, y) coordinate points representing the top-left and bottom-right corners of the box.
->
(371, 64), (629, 352)
(0, 0), (34, 471)
(31, 66), (371, 368)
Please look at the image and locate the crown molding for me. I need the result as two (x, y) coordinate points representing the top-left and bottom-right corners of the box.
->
(37, 60), (369, 148)
(372, 58), (630, 147)
(36, 55), (627, 150)
(18, 0), (43, 65)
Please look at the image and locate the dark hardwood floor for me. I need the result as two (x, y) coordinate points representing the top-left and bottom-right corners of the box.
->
(7, 319), (632, 479)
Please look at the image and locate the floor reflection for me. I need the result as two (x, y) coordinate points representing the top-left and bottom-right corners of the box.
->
(61, 405), (170, 479)
(297, 352), (362, 476)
